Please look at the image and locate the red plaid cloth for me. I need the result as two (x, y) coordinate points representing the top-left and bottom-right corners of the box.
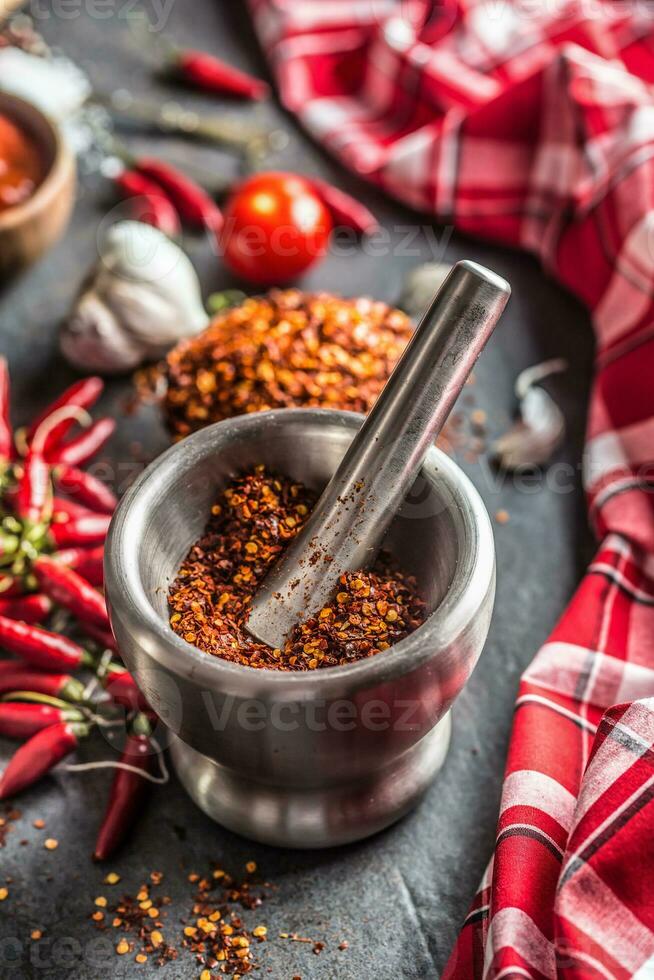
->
(249, 1), (654, 975)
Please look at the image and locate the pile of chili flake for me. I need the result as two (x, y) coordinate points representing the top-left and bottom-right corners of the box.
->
(168, 466), (425, 670)
(164, 289), (414, 439)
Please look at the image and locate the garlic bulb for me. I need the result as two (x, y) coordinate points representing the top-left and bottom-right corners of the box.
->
(60, 221), (209, 374)
(399, 261), (452, 320)
(493, 358), (567, 470)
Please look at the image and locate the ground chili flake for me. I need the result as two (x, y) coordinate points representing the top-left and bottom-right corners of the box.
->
(163, 290), (414, 440)
(91, 881), (178, 966)
(168, 466), (425, 670)
(0, 805), (21, 847)
(181, 863), (270, 976)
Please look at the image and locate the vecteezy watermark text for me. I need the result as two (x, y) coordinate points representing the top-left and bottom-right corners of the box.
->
(28, 0), (175, 32)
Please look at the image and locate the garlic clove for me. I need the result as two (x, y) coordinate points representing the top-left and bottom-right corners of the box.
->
(60, 221), (209, 374)
(60, 291), (146, 374)
(493, 358), (567, 471)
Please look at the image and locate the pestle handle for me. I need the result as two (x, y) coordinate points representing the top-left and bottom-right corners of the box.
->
(246, 260), (511, 650)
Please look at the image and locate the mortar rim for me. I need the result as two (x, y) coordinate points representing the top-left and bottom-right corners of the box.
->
(105, 408), (495, 694)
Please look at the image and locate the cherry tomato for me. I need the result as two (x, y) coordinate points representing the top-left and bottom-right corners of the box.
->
(221, 172), (332, 284)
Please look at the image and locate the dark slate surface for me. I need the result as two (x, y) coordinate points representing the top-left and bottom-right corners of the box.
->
(0, 2), (595, 977)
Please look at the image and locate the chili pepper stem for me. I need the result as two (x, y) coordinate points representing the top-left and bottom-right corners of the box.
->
(31, 406), (93, 457)
(131, 711), (152, 737)
(26, 378), (104, 451)
(0, 691), (82, 709)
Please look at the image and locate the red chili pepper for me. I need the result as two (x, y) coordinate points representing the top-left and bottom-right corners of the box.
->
(32, 556), (110, 631)
(81, 620), (117, 653)
(93, 719), (154, 861)
(114, 169), (181, 237)
(54, 466), (116, 516)
(54, 464), (117, 515)
(46, 418), (115, 467)
(102, 667), (149, 712)
(0, 594), (52, 625)
(0, 662), (85, 701)
(27, 377), (104, 454)
(0, 720), (88, 798)
(16, 452), (52, 526)
(53, 546), (104, 587)
(0, 615), (92, 671)
(0, 702), (84, 740)
(134, 158), (223, 233)
(0, 357), (12, 463)
(52, 496), (95, 521)
(0, 575), (24, 598)
(49, 514), (112, 549)
(310, 177), (380, 236)
(173, 49), (269, 101)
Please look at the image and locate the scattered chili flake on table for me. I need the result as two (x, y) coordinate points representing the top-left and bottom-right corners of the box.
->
(0, 805), (20, 847)
(164, 290), (414, 439)
(168, 466), (425, 670)
(91, 881), (178, 966)
(181, 863), (270, 976)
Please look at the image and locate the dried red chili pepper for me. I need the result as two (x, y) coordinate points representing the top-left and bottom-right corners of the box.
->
(101, 666), (149, 712)
(32, 556), (110, 630)
(49, 513), (112, 549)
(0, 702), (84, 739)
(15, 451), (52, 526)
(93, 713), (154, 861)
(0, 594), (52, 625)
(0, 720), (89, 798)
(0, 356), (12, 463)
(81, 620), (117, 653)
(26, 377), (103, 454)
(0, 574), (24, 597)
(0, 615), (93, 671)
(46, 417), (115, 467)
(54, 464), (117, 515)
(0, 662), (85, 701)
(114, 169), (181, 237)
(53, 546), (104, 587)
(134, 158), (223, 233)
(310, 177), (380, 236)
(171, 48), (269, 101)
(52, 495), (95, 521)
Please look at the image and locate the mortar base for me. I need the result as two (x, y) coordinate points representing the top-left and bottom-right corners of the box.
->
(170, 711), (452, 849)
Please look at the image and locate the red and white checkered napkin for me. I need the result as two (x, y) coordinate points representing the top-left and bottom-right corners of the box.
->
(249, 1), (654, 974)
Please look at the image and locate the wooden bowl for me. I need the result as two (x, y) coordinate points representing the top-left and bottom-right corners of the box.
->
(0, 92), (76, 275)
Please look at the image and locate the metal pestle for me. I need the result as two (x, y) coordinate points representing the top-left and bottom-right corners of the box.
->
(246, 260), (511, 650)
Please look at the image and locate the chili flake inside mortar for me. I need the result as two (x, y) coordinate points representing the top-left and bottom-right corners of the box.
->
(168, 466), (425, 670)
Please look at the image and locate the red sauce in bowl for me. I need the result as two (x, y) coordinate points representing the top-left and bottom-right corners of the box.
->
(0, 113), (44, 213)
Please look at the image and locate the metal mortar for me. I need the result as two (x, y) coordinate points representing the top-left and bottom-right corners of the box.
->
(105, 408), (495, 848)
